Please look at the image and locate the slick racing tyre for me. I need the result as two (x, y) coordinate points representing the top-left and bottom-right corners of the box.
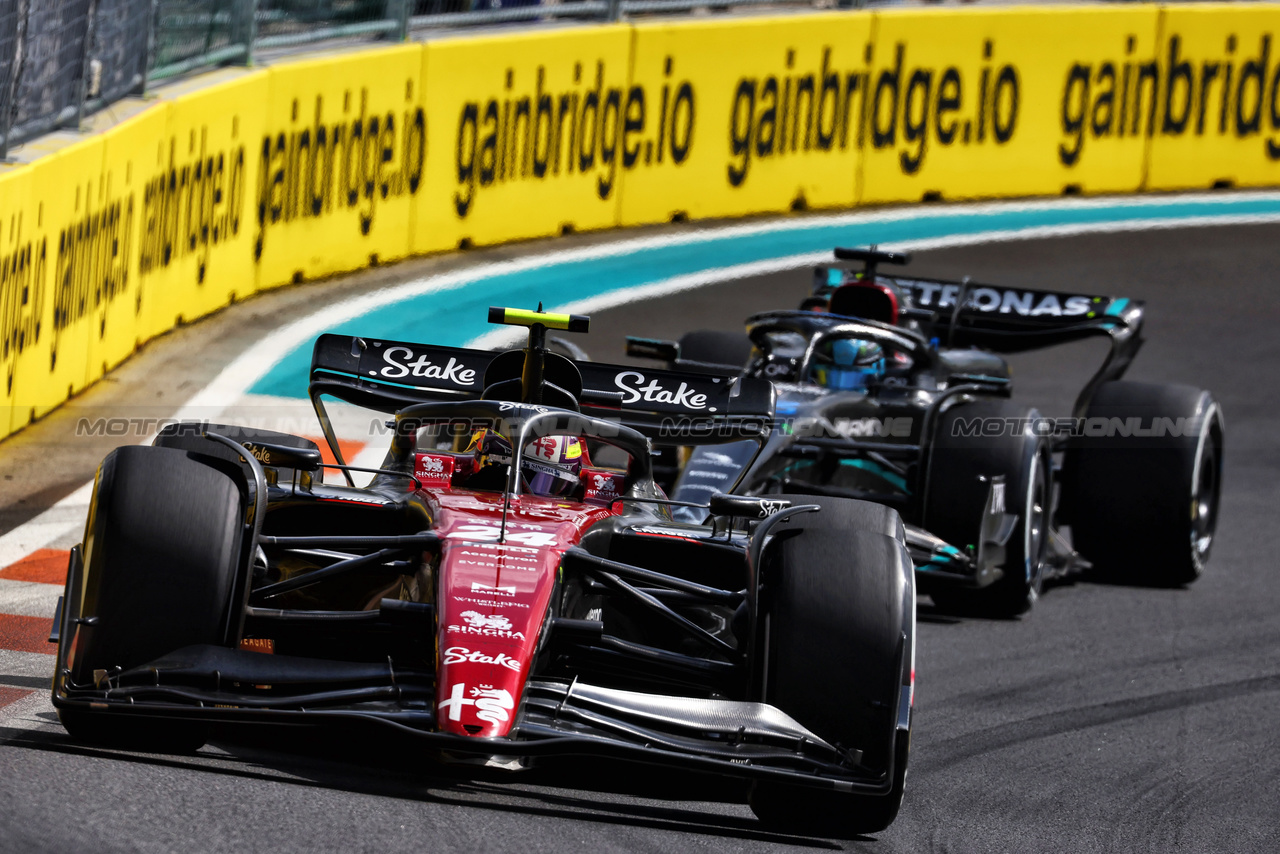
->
(925, 401), (1051, 618)
(749, 496), (914, 838)
(60, 446), (246, 753)
(675, 329), (753, 373)
(1063, 381), (1223, 587)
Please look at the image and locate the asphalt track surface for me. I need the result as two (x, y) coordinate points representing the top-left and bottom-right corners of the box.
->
(2, 222), (1279, 853)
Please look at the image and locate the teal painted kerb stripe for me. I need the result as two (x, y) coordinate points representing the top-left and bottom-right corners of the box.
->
(252, 195), (1280, 399)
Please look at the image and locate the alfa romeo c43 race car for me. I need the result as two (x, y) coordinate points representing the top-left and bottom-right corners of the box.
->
(50, 307), (916, 837)
(629, 247), (1224, 616)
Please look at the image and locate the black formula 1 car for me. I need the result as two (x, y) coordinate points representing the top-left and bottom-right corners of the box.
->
(627, 247), (1224, 616)
(50, 306), (916, 838)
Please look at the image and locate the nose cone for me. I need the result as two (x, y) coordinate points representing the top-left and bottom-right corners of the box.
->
(436, 599), (536, 738)
(436, 544), (549, 738)
(430, 492), (614, 738)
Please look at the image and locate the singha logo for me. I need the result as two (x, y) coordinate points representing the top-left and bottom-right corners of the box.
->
(420, 456), (444, 474)
(460, 611), (511, 631)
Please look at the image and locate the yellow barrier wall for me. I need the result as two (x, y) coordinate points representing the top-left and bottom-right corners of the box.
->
(863, 7), (1161, 203)
(258, 46), (425, 286)
(623, 14), (872, 224)
(415, 26), (633, 251)
(93, 104), (162, 379)
(14, 136), (107, 428)
(143, 71), (266, 337)
(1, 4), (1276, 442)
(1146, 4), (1280, 190)
(0, 165), (33, 439)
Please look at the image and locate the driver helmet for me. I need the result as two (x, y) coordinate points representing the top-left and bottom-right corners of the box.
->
(467, 428), (514, 472)
(522, 434), (585, 497)
(465, 429), (584, 497)
(811, 338), (885, 391)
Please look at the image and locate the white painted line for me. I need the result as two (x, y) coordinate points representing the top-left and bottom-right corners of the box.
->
(0, 579), (63, 619)
(0, 689), (58, 737)
(0, 649), (56, 682)
(0, 648), (55, 734)
(0, 482), (92, 569)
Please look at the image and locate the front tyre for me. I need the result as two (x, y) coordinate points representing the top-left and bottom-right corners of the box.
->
(749, 496), (914, 837)
(925, 401), (1051, 617)
(59, 445), (246, 752)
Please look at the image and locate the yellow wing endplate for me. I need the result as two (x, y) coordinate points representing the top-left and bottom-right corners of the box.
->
(488, 306), (590, 333)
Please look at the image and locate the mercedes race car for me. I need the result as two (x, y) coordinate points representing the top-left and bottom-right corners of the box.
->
(627, 247), (1224, 616)
(50, 306), (916, 838)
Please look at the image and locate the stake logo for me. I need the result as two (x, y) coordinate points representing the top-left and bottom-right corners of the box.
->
(614, 371), (712, 410)
(376, 347), (478, 385)
(757, 499), (788, 518)
(443, 647), (522, 671)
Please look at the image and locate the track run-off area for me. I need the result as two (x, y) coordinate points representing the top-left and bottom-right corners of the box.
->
(1, 194), (1278, 852)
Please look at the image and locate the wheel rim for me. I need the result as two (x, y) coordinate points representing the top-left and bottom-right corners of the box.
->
(1023, 451), (1048, 590)
(1190, 422), (1221, 564)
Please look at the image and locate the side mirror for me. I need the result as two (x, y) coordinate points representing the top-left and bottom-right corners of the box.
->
(240, 441), (323, 472)
(708, 493), (792, 520)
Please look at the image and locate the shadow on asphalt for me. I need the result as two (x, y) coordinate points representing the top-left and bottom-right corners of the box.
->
(2, 720), (848, 849)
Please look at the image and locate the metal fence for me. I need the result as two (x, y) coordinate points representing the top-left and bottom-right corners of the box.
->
(0, 0), (841, 158)
(1, 0), (151, 156)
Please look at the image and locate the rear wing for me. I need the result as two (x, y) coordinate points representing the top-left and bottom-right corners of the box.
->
(816, 260), (1147, 417)
(897, 275), (1144, 355)
(308, 334), (775, 446)
(816, 265), (1145, 354)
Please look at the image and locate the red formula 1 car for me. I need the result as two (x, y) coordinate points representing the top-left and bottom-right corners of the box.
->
(50, 307), (917, 837)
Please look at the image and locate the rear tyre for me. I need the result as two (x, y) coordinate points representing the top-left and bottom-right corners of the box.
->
(675, 329), (753, 372)
(925, 401), (1050, 617)
(749, 496), (913, 838)
(60, 446), (245, 752)
(1063, 381), (1223, 586)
